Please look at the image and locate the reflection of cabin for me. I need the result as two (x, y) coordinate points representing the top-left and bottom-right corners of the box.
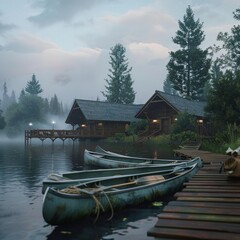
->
(135, 90), (208, 137)
(65, 99), (143, 138)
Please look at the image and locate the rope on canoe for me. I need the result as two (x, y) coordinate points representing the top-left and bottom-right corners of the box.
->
(60, 186), (114, 222)
(59, 175), (166, 221)
(91, 194), (105, 222)
(101, 191), (114, 221)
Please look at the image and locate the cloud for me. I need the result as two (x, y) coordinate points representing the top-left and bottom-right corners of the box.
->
(82, 6), (176, 49)
(54, 74), (71, 86)
(1, 33), (58, 53)
(0, 12), (16, 35)
(0, 38), (104, 106)
(128, 42), (169, 63)
(28, 0), (111, 27)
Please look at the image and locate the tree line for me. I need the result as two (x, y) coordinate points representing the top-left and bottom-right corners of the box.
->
(1, 6), (240, 137)
(0, 74), (66, 136)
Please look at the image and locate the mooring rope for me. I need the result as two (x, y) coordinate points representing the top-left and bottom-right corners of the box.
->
(91, 193), (105, 222)
(60, 186), (114, 221)
(101, 190), (114, 220)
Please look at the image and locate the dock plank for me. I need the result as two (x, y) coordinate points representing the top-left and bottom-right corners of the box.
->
(148, 149), (240, 239)
(154, 218), (240, 233)
(148, 227), (240, 240)
(176, 196), (240, 203)
(163, 205), (240, 216)
(158, 212), (240, 223)
(168, 200), (240, 208)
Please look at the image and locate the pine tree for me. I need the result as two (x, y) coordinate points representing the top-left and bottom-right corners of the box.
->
(163, 74), (177, 95)
(25, 74), (43, 95)
(216, 8), (240, 72)
(1, 82), (15, 112)
(50, 94), (61, 115)
(0, 110), (6, 129)
(166, 6), (211, 100)
(210, 60), (223, 85)
(102, 43), (135, 104)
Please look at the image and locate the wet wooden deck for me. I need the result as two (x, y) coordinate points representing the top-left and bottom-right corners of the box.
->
(148, 149), (240, 240)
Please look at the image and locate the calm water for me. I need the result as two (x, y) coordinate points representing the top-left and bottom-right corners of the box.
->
(0, 139), (174, 240)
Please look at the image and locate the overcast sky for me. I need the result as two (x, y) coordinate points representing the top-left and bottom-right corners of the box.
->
(0, 0), (239, 107)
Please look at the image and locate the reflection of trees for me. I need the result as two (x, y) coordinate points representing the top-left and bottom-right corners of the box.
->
(47, 206), (162, 240)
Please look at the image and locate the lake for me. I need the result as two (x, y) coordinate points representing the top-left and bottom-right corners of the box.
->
(0, 139), (174, 240)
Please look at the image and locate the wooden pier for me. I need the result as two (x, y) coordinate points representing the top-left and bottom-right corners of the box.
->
(24, 129), (105, 144)
(148, 149), (240, 239)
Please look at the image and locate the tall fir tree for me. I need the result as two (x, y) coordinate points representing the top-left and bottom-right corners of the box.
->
(25, 74), (43, 95)
(163, 74), (177, 95)
(166, 6), (211, 100)
(50, 94), (62, 115)
(216, 8), (240, 73)
(1, 82), (16, 112)
(0, 110), (6, 129)
(102, 43), (135, 104)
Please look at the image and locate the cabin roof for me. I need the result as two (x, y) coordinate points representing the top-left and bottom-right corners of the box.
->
(66, 99), (143, 124)
(136, 90), (206, 118)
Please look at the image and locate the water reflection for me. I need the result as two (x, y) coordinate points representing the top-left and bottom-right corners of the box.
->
(46, 205), (162, 240)
(0, 140), (173, 240)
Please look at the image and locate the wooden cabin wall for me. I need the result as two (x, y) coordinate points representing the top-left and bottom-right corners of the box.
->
(79, 121), (127, 138)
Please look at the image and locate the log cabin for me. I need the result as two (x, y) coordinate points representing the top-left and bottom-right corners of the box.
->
(135, 90), (209, 137)
(65, 99), (143, 138)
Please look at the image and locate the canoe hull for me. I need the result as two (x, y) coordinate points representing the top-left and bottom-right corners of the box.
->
(84, 149), (184, 168)
(42, 158), (198, 193)
(42, 159), (202, 225)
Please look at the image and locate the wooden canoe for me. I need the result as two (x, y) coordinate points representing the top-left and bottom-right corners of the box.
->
(42, 157), (200, 193)
(42, 157), (202, 225)
(84, 149), (186, 168)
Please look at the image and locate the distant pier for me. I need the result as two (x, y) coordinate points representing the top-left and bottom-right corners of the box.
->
(24, 129), (105, 144)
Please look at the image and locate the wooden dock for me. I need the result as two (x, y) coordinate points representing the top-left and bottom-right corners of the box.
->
(148, 149), (240, 240)
(24, 129), (105, 144)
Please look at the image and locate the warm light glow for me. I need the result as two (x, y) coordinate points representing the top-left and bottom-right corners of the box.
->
(152, 119), (158, 123)
(81, 124), (86, 127)
(197, 119), (203, 124)
(174, 118), (178, 121)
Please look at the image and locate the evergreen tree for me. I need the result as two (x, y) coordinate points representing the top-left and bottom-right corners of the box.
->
(10, 90), (16, 104)
(102, 43), (135, 104)
(216, 8), (240, 72)
(25, 74), (43, 95)
(1, 82), (16, 112)
(163, 74), (177, 95)
(50, 94), (61, 115)
(166, 6), (211, 100)
(2, 82), (9, 111)
(121, 74), (135, 104)
(0, 110), (6, 129)
(43, 98), (50, 113)
(209, 59), (223, 85)
(205, 70), (240, 128)
(19, 89), (26, 101)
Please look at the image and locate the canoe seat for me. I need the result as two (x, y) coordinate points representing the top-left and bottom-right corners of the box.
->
(137, 175), (165, 184)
